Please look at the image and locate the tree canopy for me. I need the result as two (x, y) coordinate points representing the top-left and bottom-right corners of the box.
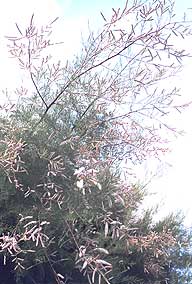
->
(0, 1), (192, 283)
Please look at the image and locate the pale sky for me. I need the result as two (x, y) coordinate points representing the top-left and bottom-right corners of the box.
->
(0, 0), (192, 226)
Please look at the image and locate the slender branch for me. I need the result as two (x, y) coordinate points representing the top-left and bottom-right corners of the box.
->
(31, 20), (185, 133)
(65, 220), (80, 250)
(33, 36), (144, 129)
(27, 37), (48, 109)
(30, 72), (48, 108)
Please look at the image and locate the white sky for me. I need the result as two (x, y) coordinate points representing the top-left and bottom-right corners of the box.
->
(0, 0), (192, 226)
(147, 61), (192, 227)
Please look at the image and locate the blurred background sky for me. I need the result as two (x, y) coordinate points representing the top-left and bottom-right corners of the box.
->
(0, 0), (192, 226)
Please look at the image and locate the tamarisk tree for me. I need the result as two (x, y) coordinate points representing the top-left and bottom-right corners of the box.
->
(0, 0), (192, 283)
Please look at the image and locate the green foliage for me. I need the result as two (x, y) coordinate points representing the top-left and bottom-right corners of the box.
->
(0, 85), (191, 284)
